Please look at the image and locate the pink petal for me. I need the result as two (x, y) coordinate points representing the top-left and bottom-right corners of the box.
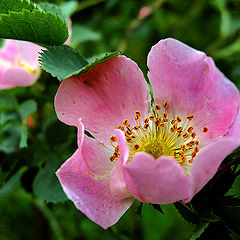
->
(18, 41), (42, 67)
(0, 67), (39, 89)
(64, 19), (72, 45)
(148, 38), (239, 143)
(227, 106), (240, 140)
(123, 153), (191, 204)
(0, 40), (19, 62)
(57, 149), (133, 229)
(55, 55), (151, 145)
(188, 137), (240, 201)
(77, 119), (112, 176)
(116, 129), (191, 204)
(110, 157), (131, 200)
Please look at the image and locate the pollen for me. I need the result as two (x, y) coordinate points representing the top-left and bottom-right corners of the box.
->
(109, 102), (208, 174)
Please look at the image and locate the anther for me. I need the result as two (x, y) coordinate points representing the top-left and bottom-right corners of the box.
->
(183, 133), (188, 138)
(195, 140), (199, 145)
(176, 116), (182, 122)
(162, 112), (167, 118)
(171, 120), (176, 125)
(110, 156), (115, 161)
(123, 119), (130, 127)
(155, 104), (161, 110)
(187, 115), (194, 121)
(149, 115), (155, 120)
(191, 132), (196, 138)
(110, 136), (117, 142)
(160, 123), (165, 128)
(191, 152), (197, 158)
(133, 126), (139, 130)
(202, 127), (208, 133)
(144, 123), (149, 129)
(116, 125), (124, 131)
(126, 129), (132, 135)
(163, 102), (168, 109)
(177, 127), (183, 132)
(144, 118), (149, 123)
(194, 147), (199, 153)
(135, 111), (141, 120)
(187, 127), (194, 133)
(155, 120), (160, 127)
(134, 144), (140, 150)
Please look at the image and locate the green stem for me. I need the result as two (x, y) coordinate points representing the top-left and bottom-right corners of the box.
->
(34, 199), (64, 240)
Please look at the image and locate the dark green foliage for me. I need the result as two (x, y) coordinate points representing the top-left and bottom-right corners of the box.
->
(0, 9), (68, 45)
(0, 0), (240, 239)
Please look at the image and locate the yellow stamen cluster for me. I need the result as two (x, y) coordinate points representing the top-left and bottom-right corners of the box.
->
(109, 102), (208, 169)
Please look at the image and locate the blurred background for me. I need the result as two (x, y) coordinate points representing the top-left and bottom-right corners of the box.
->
(0, 0), (240, 239)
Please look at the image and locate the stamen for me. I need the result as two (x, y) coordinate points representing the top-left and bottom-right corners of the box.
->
(134, 144), (140, 150)
(110, 136), (117, 142)
(109, 101), (208, 170)
(163, 102), (168, 109)
(176, 116), (182, 122)
(187, 115), (194, 121)
(155, 104), (161, 110)
(202, 127), (208, 133)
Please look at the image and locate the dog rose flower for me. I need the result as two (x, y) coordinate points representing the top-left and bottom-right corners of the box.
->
(0, 20), (71, 89)
(0, 40), (42, 89)
(55, 38), (240, 229)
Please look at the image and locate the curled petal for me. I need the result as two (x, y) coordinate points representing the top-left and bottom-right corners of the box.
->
(123, 153), (191, 204)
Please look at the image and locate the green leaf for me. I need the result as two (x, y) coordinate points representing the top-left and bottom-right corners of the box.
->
(0, 168), (26, 198)
(151, 204), (164, 214)
(38, 2), (68, 23)
(174, 202), (199, 224)
(39, 45), (121, 81)
(189, 222), (209, 240)
(0, 9), (68, 46)
(33, 155), (67, 203)
(196, 222), (231, 240)
(19, 99), (37, 120)
(0, 93), (18, 111)
(19, 119), (28, 148)
(0, 0), (37, 14)
(39, 45), (88, 81)
(222, 196), (240, 234)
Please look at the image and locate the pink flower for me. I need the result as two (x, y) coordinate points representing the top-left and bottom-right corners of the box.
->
(0, 40), (42, 89)
(0, 20), (71, 89)
(55, 38), (240, 229)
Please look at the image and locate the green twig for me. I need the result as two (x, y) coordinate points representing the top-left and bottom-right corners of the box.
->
(34, 199), (64, 240)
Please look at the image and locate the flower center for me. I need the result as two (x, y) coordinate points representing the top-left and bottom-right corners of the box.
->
(138, 139), (170, 159)
(109, 102), (208, 168)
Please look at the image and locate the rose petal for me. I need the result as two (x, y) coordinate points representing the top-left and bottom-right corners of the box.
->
(110, 157), (131, 200)
(57, 149), (133, 229)
(77, 119), (112, 176)
(123, 153), (191, 204)
(18, 41), (42, 67)
(55, 56), (151, 145)
(188, 137), (240, 201)
(148, 38), (239, 142)
(227, 105), (240, 140)
(0, 67), (38, 89)
(0, 40), (19, 62)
